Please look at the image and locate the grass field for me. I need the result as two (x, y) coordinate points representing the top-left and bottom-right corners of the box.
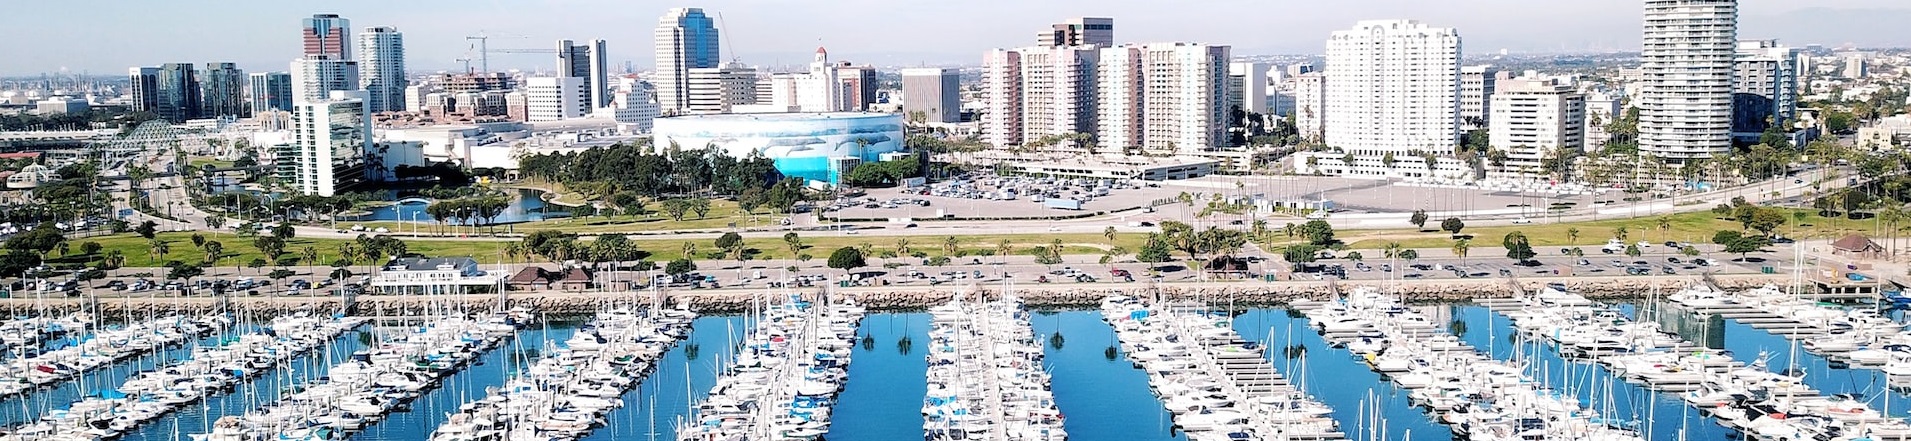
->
(1331, 208), (1880, 251)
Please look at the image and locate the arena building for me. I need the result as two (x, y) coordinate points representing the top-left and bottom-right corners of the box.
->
(651, 112), (904, 185)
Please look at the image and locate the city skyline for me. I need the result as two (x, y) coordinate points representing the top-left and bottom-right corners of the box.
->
(10, 0), (1911, 76)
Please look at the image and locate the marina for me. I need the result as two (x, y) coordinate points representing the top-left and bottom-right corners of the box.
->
(189, 307), (536, 441)
(2, 285), (1911, 440)
(1, 314), (227, 400)
(923, 294), (1067, 441)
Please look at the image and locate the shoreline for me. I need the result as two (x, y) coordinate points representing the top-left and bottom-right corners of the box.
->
(0, 274), (1807, 319)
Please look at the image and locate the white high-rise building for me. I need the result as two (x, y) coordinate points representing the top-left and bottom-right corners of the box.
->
(1228, 61), (1268, 114)
(357, 26), (407, 113)
(1293, 72), (1326, 142)
(524, 76), (590, 121)
(655, 8), (721, 114)
(1324, 20), (1461, 157)
(282, 90), (370, 196)
(1488, 76), (1584, 174)
(758, 48), (847, 113)
(291, 56), (359, 104)
(1843, 54), (1867, 79)
(981, 46), (1100, 149)
(1639, 0), (1737, 160)
(1098, 43), (1231, 153)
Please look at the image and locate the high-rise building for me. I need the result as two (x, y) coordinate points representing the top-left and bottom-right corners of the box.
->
(524, 76), (591, 121)
(1459, 65), (1499, 129)
(280, 90), (370, 196)
(247, 72), (293, 116)
(302, 14), (351, 59)
(358, 26), (408, 113)
(655, 8), (721, 113)
(1733, 40), (1798, 142)
(154, 63), (203, 123)
(1488, 76), (1584, 173)
(1098, 43), (1231, 153)
(981, 49), (1023, 148)
(128, 67), (160, 115)
(837, 63), (878, 111)
(981, 45), (1099, 149)
(1293, 72), (1326, 141)
(1038, 17), (1114, 48)
(291, 56), (360, 104)
(439, 73), (514, 92)
(557, 39), (610, 109)
(1228, 62), (1268, 114)
(1639, 0), (1737, 160)
(901, 68), (961, 123)
(1324, 20), (1461, 157)
(199, 62), (247, 118)
(685, 62), (758, 114)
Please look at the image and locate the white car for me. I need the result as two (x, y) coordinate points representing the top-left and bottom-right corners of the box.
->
(1511, 218), (1533, 224)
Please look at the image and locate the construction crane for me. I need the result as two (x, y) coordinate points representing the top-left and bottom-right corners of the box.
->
(466, 32), (555, 74)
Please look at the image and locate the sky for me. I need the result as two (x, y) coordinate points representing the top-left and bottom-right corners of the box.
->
(11, 0), (1911, 77)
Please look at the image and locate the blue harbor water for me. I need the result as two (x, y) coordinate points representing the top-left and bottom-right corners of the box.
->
(11, 304), (1911, 441)
(1030, 310), (1187, 441)
(827, 312), (930, 441)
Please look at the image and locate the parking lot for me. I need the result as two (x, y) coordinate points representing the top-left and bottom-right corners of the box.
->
(827, 175), (1174, 220)
(1173, 175), (1597, 216)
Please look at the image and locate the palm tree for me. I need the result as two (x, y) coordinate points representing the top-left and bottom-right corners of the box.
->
(103, 250), (126, 277)
(894, 238), (912, 261)
(1566, 228), (1580, 245)
(942, 236), (960, 257)
(300, 246), (319, 266)
(1382, 241), (1404, 273)
(1452, 239), (1471, 266)
(995, 239), (1013, 264)
(504, 242), (526, 265)
(149, 239), (170, 265)
(681, 242), (697, 261)
(1614, 226), (1629, 242)
(1657, 216), (1673, 252)
(1103, 226), (1118, 243)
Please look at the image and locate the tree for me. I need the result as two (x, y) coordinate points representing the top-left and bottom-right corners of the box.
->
(1567, 228), (1581, 245)
(271, 223), (295, 239)
(1409, 210), (1429, 230)
(167, 264), (205, 291)
(202, 241), (224, 265)
(247, 258), (267, 273)
(135, 221), (158, 239)
(1614, 226), (1630, 241)
(148, 239), (171, 265)
(783, 232), (804, 259)
(254, 236), (287, 262)
(268, 268), (296, 284)
(1453, 239), (1472, 265)
(190, 233), (206, 249)
(827, 247), (866, 274)
(665, 259), (698, 276)
(0, 250), (41, 278)
(1282, 244), (1321, 264)
(80, 241), (102, 256)
(1441, 217), (1465, 236)
(1398, 249), (1420, 267)
(714, 232), (744, 255)
(941, 236), (960, 257)
(1345, 251), (1364, 262)
(1136, 234), (1173, 272)
(1682, 246), (1701, 257)
(1748, 208), (1786, 237)
(1624, 243), (1643, 258)
(1299, 220), (1335, 245)
(1502, 232), (1535, 263)
(1724, 235), (1770, 261)
(995, 239), (1013, 263)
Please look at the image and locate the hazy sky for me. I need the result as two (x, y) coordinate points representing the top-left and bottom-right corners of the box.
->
(13, 0), (1911, 76)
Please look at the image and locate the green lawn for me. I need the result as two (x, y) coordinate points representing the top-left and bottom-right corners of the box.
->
(1334, 208), (1879, 251)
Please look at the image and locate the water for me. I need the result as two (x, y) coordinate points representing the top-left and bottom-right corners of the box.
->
(1233, 308), (1451, 441)
(358, 189), (565, 224)
(1029, 310), (1187, 441)
(581, 315), (745, 441)
(827, 313), (929, 441)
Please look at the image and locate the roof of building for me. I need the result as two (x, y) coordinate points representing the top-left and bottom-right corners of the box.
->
(507, 267), (547, 283)
(1832, 234), (1883, 252)
(384, 256), (478, 271)
(0, 152), (43, 159)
